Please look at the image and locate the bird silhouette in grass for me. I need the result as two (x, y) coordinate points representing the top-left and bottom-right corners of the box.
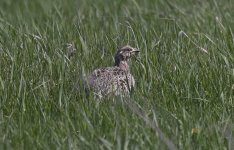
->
(85, 45), (140, 98)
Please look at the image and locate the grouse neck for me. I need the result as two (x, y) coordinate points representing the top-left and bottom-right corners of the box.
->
(115, 61), (129, 71)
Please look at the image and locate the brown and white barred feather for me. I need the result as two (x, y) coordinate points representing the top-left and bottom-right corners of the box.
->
(87, 67), (135, 97)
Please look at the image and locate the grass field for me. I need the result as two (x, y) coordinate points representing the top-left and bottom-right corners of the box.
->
(0, 0), (234, 149)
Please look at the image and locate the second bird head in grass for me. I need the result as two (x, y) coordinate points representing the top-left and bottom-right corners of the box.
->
(114, 45), (140, 66)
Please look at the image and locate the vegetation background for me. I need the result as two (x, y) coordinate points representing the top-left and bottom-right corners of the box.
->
(0, 0), (233, 149)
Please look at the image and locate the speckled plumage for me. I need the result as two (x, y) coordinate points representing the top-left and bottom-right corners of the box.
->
(86, 45), (139, 97)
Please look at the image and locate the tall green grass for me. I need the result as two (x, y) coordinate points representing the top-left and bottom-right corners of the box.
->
(0, 0), (233, 149)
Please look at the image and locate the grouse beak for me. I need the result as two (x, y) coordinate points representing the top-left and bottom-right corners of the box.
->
(132, 48), (140, 54)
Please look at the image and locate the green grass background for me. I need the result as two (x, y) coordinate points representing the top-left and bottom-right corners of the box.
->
(0, 0), (234, 149)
